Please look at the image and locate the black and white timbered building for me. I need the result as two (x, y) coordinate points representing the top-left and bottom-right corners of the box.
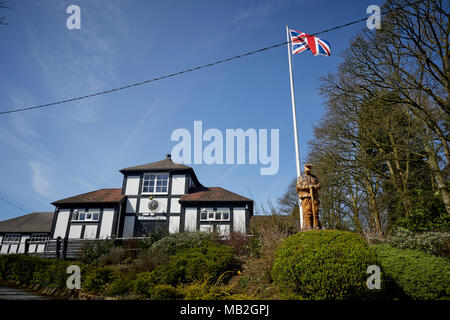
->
(45, 154), (253, 242)
(0, 211), (54, 254)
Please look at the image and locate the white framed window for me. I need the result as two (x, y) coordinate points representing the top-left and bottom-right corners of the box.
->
(3, 233), (21, 243)
(200, 208), (213, 221)
(87, 209), (100, 221)
(199, 208), (230, 221)
(217, 208), (231, 221)
(142, 173), (169, 194)
(72, 209), (100, 221)
(30, 233), (48, 242)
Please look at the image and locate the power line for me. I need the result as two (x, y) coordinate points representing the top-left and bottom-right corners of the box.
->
(0, 0), (427, 116)
(0, 195), (29, 213)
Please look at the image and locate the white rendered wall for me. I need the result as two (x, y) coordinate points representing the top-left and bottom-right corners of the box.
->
(84, 225), (97, 239)
(170, 198), (181, 213)
(29, 244), (37, 253)
(53, 209), (71, 238)
(169, 216), (180, 234)
(140, 198), (168, 214)
(68, 225), (82, 239)
(126, 198), (137, 213)
(184, 208), (197, 232)
(233, 208), (246, 234)
(171, 175), (186, 195)
(99, 208), (115, 239)
(125, 176), (140, 195)
(123, 216), (135, 238)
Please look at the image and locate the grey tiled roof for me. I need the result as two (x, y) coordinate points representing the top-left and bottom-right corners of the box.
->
(180, 186), (252, 202)
(52, 188), (124, 205)
(119, 156), (191, 173)
(0, 212), (55, 233)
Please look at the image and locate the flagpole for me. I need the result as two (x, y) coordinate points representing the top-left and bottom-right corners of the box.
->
(286, 25), (303, 231)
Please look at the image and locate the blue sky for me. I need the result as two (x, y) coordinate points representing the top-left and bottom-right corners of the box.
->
(0, 0), (383, 220)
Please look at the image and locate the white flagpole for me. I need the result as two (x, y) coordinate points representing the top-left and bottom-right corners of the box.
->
(286, 25), (303, 230)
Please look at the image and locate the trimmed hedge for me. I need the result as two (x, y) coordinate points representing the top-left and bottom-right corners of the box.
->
(373, 244), (450, 300)
(0, 254), (75, 288)
(272, 230), (378, 300)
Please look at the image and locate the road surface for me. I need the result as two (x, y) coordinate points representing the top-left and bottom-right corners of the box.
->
(0, 285), (50, 300)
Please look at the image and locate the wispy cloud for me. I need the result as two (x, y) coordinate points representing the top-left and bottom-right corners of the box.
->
(198, 1), (276, 49)
(0, 127), (94, 192)
(29, 160), (56, 198)
(10, 113), (39, 138)
(231, 1), (275, 26)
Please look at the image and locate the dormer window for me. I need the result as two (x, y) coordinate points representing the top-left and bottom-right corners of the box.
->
(72, 209), (99, 221)
(142, 173), (169, 194)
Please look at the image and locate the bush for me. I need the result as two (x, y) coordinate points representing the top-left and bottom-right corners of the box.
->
(0, 255), (73, 288)
(217, 232), (253, 257)
(139, 229), (170, 249)
(78, 239), (115, 264)
(396, 190), (449, 232)
(133, 271), (158, 297)
(151, 232), (213, 256)
(272, 230), (378, 300)
(386, 228), (450, 259)
(180, 280), (234, 300)
(250, 215), (298, 259)
(152, 241), (236, 286)
(84, 266), (119, 293)
(105, 274), (136, 296)
(133, 240), (236, 297)
(32, 260), (73, 288)
(131, 247), (170, 274)
(150, 284), (183, 300)
(373, 244), (450, 300)
(98, 247), (130, 266)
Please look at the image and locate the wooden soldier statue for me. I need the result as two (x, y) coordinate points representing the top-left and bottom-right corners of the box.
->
(296, 163), (321, 230)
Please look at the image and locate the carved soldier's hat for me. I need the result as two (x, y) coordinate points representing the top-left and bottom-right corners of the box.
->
(304, 163), (312, 172)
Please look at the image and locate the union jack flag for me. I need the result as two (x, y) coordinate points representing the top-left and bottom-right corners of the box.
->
(289, 29), (331, 56)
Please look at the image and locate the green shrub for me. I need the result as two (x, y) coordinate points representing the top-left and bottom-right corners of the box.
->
(386, 228), (450, 259)
(150, 284), (183, 300)
(78, 239), (115, 264)
(151, 232), (213, 256)
(272, 230), (378, 300)
(133, 240), (236, 297)
(0, 255), (74, 289)
(105, 274), (135, 296)
(98, 247), (129, 266)
(32, 260), (73, 288)
(133, 271), (158, 297)
(132, 247), (170, 274)
(139, 229), (170, 249)
(180, 280), (236, 300)
(396, 190), (449, 232)
(373, 244), (450, 300)
(151, 241), (236, 286)
(84, 266), (119, 293)
(0, 255), (46, 285)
